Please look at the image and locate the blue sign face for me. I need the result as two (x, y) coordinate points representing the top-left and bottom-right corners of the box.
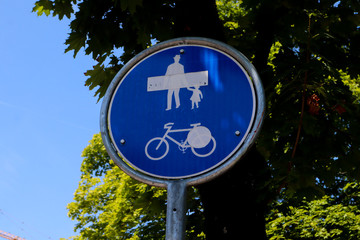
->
(108, 45), (256, 179)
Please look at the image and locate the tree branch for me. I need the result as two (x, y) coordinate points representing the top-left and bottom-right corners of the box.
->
(291, 14), (312, 160)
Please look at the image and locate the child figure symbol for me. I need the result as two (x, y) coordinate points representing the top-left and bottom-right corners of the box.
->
(187, 85), (203, 109)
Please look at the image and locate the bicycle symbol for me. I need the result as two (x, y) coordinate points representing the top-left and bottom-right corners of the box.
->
(145, 122), (217, 160)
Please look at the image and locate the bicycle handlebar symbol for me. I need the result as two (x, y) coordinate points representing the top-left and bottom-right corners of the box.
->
(145, 122), (216, 160)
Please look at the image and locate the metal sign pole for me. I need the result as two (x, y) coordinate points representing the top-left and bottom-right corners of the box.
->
(166, 180), (187, 240)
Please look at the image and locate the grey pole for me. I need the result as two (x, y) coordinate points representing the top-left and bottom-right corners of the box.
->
(166, 180), (187, 240)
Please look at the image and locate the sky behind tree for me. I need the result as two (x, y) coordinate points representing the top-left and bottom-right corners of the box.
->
(0, 1), (100, 239)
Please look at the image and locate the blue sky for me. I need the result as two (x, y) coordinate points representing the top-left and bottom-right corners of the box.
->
(1, 1), (101, 239)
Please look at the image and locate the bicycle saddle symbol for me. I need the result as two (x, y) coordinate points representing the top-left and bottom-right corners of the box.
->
(145, 122), (216, 160)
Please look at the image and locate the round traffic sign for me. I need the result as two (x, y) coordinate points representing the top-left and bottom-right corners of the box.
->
(101, 38), (265, 185)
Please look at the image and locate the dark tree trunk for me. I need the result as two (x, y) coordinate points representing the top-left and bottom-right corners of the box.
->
(173, 0), (225, 41)
(173, 0), (269, 239)
(198, 148), (269, 240)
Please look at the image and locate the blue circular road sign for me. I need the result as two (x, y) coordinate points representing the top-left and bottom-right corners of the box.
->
(101, 38), (265, 184)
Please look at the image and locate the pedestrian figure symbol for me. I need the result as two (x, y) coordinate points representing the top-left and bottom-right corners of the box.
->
(165, 55), (184, 110)
(147, 55), (208, 110)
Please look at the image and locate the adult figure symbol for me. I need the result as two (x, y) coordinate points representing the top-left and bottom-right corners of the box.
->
(165, 55), (185, 110)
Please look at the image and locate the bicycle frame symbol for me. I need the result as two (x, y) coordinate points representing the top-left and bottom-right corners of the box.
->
(145, 122), (216, 160)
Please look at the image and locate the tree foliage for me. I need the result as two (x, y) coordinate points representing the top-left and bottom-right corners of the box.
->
(33, 0), (360, 239)
(216, 0), (360, 200)
(266, 182), (360, 239)
(67, 133), (360, 239)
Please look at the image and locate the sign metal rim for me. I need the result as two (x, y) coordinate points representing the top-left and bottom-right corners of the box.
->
(100, 37), (265, 187)
(109, 44), (256, 180)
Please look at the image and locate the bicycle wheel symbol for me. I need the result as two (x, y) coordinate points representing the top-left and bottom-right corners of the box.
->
(187, 126), (212, 148)
(190, 136), (216, 158)
(145, 137), (169, 160)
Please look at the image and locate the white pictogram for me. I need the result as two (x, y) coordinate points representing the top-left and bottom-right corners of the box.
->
(145, 122), (216, 160)
(187, 85), (203, 109)
(144, 55), (215, 160)
(147, 55), (208, 110)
